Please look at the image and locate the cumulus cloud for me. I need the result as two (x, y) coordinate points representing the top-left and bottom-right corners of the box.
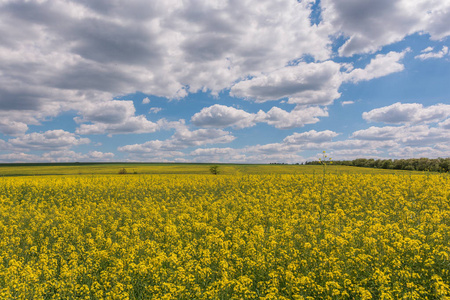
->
(191, 104), (256, 129)
(76, 115), (160, 135)
(0, 153), (39, 163)
(415, 46), (449, 60)
(188, 144), (305, 164)
(342, 102), (450, 158)
(188, 129), (342, 163)
(75, 100), (137, 124)
(189, 147), (247, 163)
(118, 122), (234, 155)
(183, 121), (449, 163)
(0, 0), (332, 131)
(362, 102), (450, 124)
(321, 139), (399, 151)
(230, 50), (408, 106)
(230, 61), (342, 105)
(191, 104), (328, 129)
(439, 118), (450, 129)
(388, 146), (450, 159)
(1, 0), (450, 163)
(0, 150), (115, 163)
(39, 150), (115, 162)
(421, 47), (435, 53)
(327, 149), (382, 158)
(0, 120), (28, 136)
(321, 0), (450, 56)
(190, 147), (238, 157)
(344, 50), (408, 83)
(283, 130), (339, 144)
(341, 101), (354, 106)
(256, 106), (329, 129)
(352, 124), (450, 146)
(74, 100), (160, 135)
(8, 130), (90, 151)
(351, 126), (403, 141)
(183, 121), (450, 163)
(149, 107), (162, 114)
(0, 139), (9, 151)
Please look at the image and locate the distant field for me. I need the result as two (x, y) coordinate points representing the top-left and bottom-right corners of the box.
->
(0, 163), (419, 176)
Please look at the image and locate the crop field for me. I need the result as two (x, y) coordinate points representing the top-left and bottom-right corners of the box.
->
(1, 171), (449, 299)
(0, 163), (416, 177)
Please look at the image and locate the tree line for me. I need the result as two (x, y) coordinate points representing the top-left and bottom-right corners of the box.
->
(305, 157), (450, 172)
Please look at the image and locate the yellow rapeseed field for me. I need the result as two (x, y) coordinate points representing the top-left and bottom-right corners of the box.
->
(0, 173), (449, 299)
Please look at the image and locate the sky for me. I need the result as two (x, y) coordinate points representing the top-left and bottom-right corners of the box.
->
(0, 0), (449, 163)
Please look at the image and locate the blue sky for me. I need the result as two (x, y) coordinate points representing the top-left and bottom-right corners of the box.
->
(0, 0), (449, 163)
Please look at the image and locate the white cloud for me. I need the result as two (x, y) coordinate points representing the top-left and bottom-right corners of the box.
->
(0, 0), (332, 133)
(74, 100), (160, 135)
(142, 97), (150, 104)
(191, 104), (256, 129)
(184, 122), (450, 163)
(39, 150), (115, 162)
(256, 106), (329, 129)
(243, 152), (305, 164)
(188, 145), (305, 164)
(149, 107), (162, 114)
(415, 46), (449, 60)
(88, 151), (115, 160)
(0, 139), (9, 151)
(191, 104), (328, 130)
(400, 126), (450, 146)
(190, 147), (237, 157)
(0, 120), (28, 136)
(344, 50), (408, 83)
(1, 0), (447, 142)
(321, 0), (450, 56)
(351, 126), (403, 141)
(388, 146), (450, 159)
(362, 102), (450, 124)
(118, 122), (234, 155)
(244, 143), (296, 155)
(189, 147), (246, 163)
(76, 115), (160, 135)
(341, 101), (354, 106)
(421, 47), (434, 53)
(230, 50), (408, 106)
(323, 139), (398, 151)
(75, 100), (136, 124)
(351, 124), (450, 146)
(0, 153), (40, 163)
(283, 130), (339, 144)
(171, 126), (234, 147)
(439, 118), (450, 129)
(8, 130), (90, 151)
(242, 143), (306, 163)
(1, 0), (449, 163)
(230, 61), (342, 105)
(328, 149), (382, 158)
(0, 150), (115, 163)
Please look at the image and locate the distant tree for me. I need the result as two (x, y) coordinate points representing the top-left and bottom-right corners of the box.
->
(118, 168), (128, 174)
(437, 158), (449, 172)
(306, 156), (450, 173)
(381, 159), (393, 169)
(209, 165), (220, 175)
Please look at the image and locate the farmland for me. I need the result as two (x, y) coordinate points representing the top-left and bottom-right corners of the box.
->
(0, 163), (417, 177)
(0, 167), (449, 299)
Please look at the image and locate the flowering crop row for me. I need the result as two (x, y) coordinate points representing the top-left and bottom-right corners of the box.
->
(0, 173), (449, 299)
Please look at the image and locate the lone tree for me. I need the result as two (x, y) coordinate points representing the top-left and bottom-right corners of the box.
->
(209, 165), (220, 175)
